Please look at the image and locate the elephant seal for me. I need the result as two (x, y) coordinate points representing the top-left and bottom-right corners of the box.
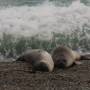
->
(16, 49), (54, 72)
(52, 46), (90, 68)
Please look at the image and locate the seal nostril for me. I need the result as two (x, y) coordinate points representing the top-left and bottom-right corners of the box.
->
(62, 59), (66, 63)
(56, 59), (66, 68)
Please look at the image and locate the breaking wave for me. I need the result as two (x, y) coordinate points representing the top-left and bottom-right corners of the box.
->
(0, 0), (90, 39)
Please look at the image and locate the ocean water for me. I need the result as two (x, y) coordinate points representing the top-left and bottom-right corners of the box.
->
(0, 0), (90, 61)
(0, 0), (89, 39)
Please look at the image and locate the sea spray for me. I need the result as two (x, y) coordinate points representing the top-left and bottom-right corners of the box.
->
(0, 1), (90, 61)
(0, 1), (90, 38)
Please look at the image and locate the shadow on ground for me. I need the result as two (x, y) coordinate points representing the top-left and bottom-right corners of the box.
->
(0, 60), (90, 90)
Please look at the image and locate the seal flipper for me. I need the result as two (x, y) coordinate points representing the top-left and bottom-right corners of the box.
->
(74, 61), (82, 65)
(80, 53), (90, 60)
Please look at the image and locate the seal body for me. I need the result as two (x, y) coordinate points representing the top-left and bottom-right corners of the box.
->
(16, 49), (54, 72)
(52, 46), (81, 68)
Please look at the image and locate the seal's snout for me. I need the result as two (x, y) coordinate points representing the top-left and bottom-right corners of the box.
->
(57, 59), (66, 68)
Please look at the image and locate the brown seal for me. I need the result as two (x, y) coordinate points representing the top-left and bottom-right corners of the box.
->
(16, 49), (54, 72)
(52, 46), (90, 68)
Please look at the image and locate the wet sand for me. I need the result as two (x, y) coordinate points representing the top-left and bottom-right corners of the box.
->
(0, 60), (90, 90)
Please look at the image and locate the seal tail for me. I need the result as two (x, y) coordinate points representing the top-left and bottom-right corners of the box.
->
(15, 56), (25, 62)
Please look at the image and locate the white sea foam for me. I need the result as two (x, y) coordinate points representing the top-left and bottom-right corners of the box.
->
(0, 1), (90, 39)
